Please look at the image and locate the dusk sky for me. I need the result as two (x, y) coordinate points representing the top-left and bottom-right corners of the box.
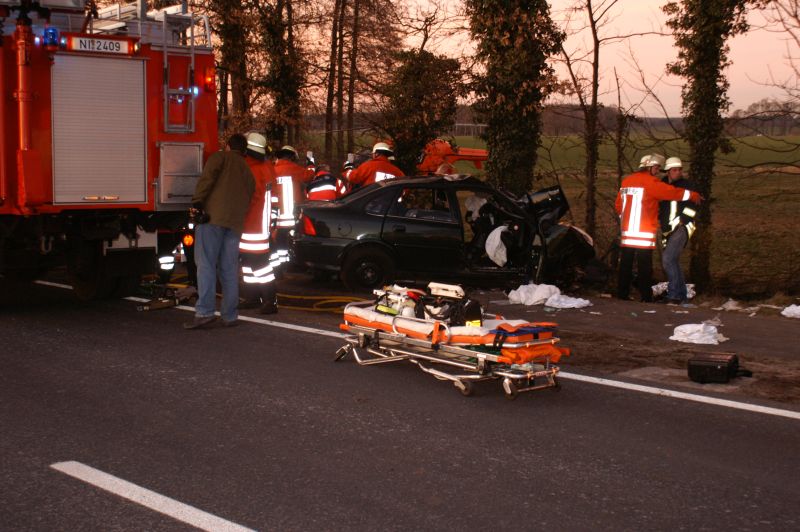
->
(550, 0), (794, 116)
(422, 1), (795, 116)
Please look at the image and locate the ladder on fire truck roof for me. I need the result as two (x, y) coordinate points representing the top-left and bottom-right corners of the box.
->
(94, 1), (210, 134)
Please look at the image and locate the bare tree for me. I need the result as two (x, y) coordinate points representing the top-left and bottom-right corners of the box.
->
(556, 0), (660, 238)
(324, 0), (343, 163)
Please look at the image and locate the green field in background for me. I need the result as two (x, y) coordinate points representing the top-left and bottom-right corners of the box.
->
(303, 133), (799, 295)
(452, 135), (799, 296)
(450, 134), (800, 171)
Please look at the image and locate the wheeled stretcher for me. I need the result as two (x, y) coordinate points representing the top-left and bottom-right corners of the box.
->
(335, 288), (570, 399)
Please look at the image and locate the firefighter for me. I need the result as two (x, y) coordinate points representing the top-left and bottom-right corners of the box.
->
(305, 151), (318, 181)
(339, 158), (356, 195)
(615, 154), (702, 302)
(186, 133), (255, 329)
(306, 166), (339, 201)
(239, 132), (279, 314)
(658, 157), (698, 304)
(273, 145), (310, 266)
(347, 142), (405, 189)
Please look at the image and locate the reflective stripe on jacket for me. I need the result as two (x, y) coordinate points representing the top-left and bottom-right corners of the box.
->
(306, 175), (339, 201)
(659, 177), (698, 241)
(273, 159), (309, 228)
(240, 157), (275, 254)
(615, 171), (697, 249)
(347, 155), (404, 187)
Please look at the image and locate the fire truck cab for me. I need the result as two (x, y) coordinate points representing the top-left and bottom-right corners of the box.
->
(0, 0), (217, 298)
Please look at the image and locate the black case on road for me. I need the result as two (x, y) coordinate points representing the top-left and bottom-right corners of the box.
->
(688, 353), (741, 384)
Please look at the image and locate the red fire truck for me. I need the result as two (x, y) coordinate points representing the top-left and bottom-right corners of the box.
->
(0, 0), (217, 298)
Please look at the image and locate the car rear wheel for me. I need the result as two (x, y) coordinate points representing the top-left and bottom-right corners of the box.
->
(342, 248), (394, 290)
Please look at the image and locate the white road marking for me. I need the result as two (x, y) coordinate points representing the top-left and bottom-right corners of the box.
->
(34, 280), (73, 290)
(50, 461), (254, 532)
(126, 297), (344, 339)
(559, 372), (800, 421)
(35, 281), (800, 421)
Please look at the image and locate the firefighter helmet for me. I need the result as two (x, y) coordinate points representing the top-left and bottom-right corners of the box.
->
(246, 132), (268, 155)
(638, 154), (652, 169)
(372, 142), (393, 156)
(277, 145), (298, 159)
(647, 154), (666, 168)
(664, 157), (683, 170)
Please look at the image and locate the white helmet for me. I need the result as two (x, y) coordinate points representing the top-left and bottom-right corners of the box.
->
(246, 132), (267, 155)
(638, 154), (652, 169)
(664, 157), (683, 170)
(277, 145), (298, 159)
(647, 154), (666, 168)
(372, 142), (393, 155)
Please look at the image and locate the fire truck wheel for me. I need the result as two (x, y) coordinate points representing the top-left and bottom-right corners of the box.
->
(112, 275), (142, 298)
(67, 241), (115, 300)
(69, 270), (117, 301)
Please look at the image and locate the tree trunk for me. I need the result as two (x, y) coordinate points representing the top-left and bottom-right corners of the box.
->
(325, 0), (341, 164)
(688, 144), (715, 292)
(583, 0), (601, 239)
(346, 0), (360, 154)
(336, 0), (348, 164)
(218, 69), (229, 132)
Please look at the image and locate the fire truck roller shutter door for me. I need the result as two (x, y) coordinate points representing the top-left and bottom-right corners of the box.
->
(51, 54), (147, 204)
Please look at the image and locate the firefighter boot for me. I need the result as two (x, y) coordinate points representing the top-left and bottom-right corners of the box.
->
(259, 285), (278, 315)
(238, 284), (262, 310)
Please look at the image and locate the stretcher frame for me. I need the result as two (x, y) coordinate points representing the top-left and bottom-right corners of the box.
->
(336, 308), (562, 399)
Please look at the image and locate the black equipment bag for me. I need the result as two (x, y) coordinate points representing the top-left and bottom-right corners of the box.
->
(687, 353), (752, 384)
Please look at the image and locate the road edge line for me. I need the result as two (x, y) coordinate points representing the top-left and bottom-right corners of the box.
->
(50, 461), (254, 531)
(32, 282), (800, 420)
(558, 372), (800, 420)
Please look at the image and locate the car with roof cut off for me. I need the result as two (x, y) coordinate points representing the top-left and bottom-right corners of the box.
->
(291, 175), (595, 290)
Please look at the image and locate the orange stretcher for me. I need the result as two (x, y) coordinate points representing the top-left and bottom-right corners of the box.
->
(336, 301), (569, 399)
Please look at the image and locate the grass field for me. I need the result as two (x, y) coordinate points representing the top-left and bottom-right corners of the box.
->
(301, 132), (798, 296)
(450, 135), (800, 297)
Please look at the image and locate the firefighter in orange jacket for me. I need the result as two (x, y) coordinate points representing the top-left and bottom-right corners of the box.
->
(273, 145), (310, 266)
(347, 142), (405, 189)
(615, 154), (702, 302)
(306, 167), (339, 201)
(239, 132), (278, 314)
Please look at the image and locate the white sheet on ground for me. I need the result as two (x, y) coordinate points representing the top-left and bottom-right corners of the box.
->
(714, 298), (743, 311)
(508, 283), (560, 305)
(781, 304), (800, 318)
(669, 323), (729, 345)
(545, 294), (592, 309)
(651, 282), (695, 299)
(485, 226), (508, 267)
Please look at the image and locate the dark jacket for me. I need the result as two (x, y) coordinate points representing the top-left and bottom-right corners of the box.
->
(659, 177), (698, 237)
(192, 151), (255, 233)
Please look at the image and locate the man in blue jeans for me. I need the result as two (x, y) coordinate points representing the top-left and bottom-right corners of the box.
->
(659, 157), (698, 304)
(185, 134), (255, 329)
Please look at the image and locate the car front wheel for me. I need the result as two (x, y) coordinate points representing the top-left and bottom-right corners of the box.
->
(341, 248), (394, 290)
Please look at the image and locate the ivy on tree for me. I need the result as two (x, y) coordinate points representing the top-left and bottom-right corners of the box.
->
(465, 0), (563, 196)
(663, 0), (756, 292)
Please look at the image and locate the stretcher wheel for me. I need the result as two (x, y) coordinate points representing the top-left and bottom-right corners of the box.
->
(502, 378), (518, 400)
(334, 345), (351, 362)
(455, 380), (473, 397)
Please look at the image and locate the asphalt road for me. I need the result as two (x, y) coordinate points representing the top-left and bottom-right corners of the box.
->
(1, 282), (799, 530)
